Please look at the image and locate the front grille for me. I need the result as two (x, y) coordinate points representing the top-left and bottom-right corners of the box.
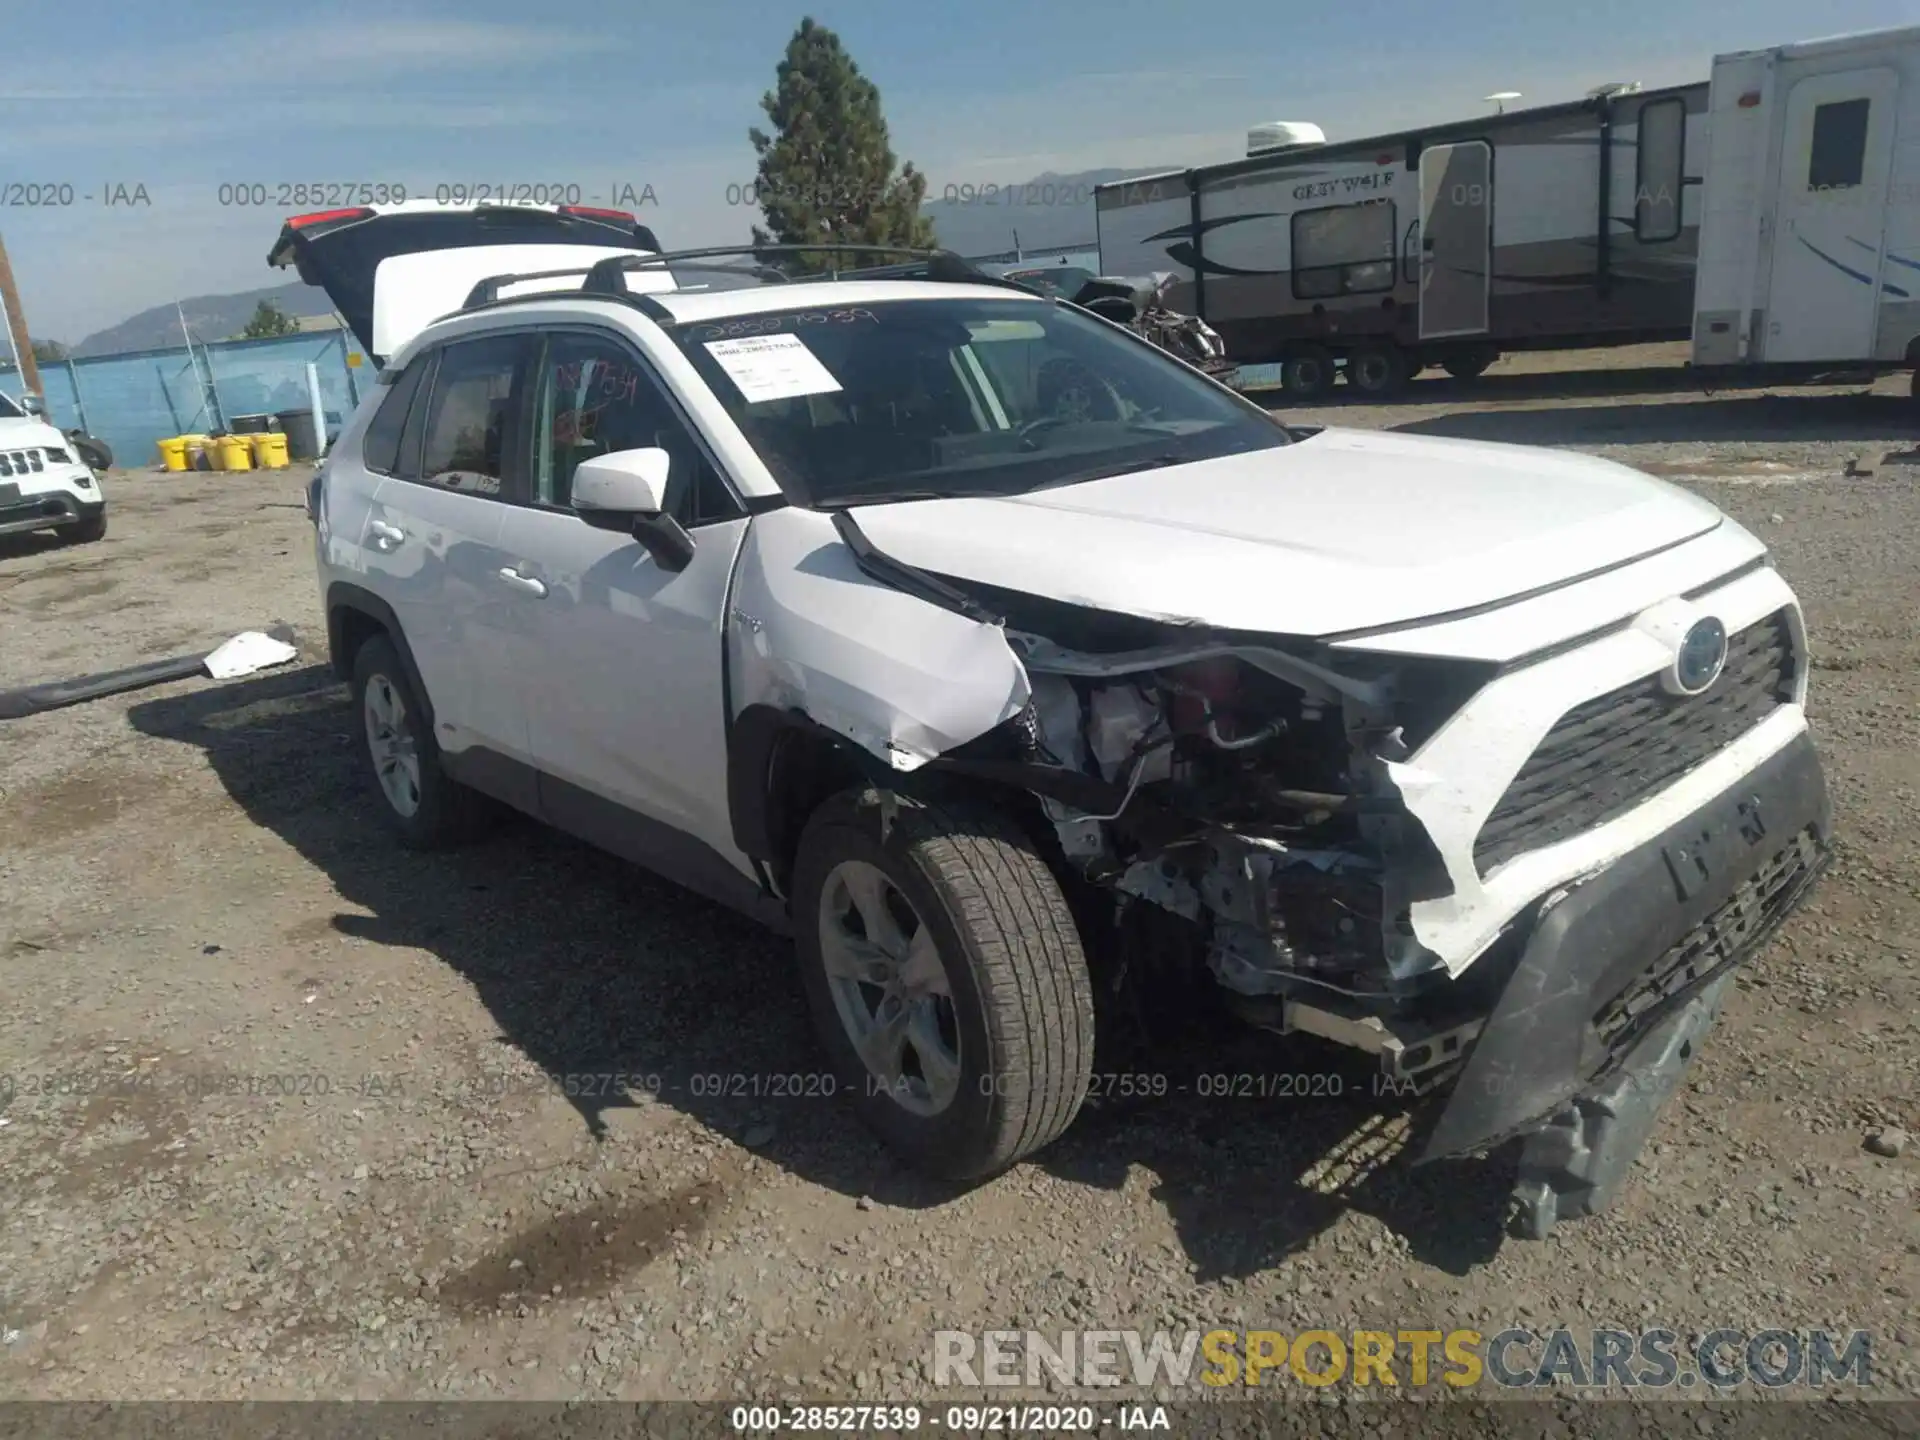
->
(1473, 609), (1796, 875)
(0, 448), (45, 476)
(1593, 823), (1825, 1056)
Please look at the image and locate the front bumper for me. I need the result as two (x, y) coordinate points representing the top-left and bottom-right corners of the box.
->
(0, 482), (103, 537)
(1421, 729), (1831, 1172)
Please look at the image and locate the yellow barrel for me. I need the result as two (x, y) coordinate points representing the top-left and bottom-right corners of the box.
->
(157, 436), (189, 471)
(251, 431), (290, 468)
(181, 434), (211, 470)
(217, 434), (254, 471)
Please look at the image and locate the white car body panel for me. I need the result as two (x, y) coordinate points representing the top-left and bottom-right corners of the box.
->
(362, 476), (529, 760)
(1384, 563), (1803, 973)
(1329, 520), (1771, 663)
(845, 427), (1727, 637)
(496, 507), (753, 865)
(728, 505), (1031, 771)
(371, 244), (672, 360)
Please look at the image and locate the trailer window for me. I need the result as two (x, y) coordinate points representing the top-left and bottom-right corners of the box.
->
(1635, 98), (1685, 243)
(1292, 200), (1396, 299)
(1808, 98), (1870, 191)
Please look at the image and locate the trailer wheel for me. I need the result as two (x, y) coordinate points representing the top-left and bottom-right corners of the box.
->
(1347, 342), (1409, 396)
(1282, 346), (1335, 399)
(1443, 347), (1499, 381)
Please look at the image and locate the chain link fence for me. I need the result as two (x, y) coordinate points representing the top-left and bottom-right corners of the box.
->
(2, 329), (367, 467)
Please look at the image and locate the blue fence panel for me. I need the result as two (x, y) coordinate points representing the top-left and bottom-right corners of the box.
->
(3, 329), (366, 467)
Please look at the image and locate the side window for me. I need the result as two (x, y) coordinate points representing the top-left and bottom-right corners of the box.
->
(417, 335), (526, 496)
(361, 354), (430, 476)
(1635, 98), (1686, 243)
(1292, 200), (1396, 299)
(1808, 98), (1870, 191)
(530, 331), (740, 525)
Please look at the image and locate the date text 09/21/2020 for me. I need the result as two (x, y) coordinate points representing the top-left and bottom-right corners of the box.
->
(0, 1069), (1434, 1106)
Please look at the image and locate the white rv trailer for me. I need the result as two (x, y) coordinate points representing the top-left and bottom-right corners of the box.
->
(1691, 26), (1920, 386)
(1094, 84), (1711, 396)
(1095, 24), (1920, 399)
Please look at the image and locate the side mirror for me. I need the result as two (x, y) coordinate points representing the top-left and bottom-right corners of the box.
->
(570, 447), (696, 572)
(20, 394), (45, 416)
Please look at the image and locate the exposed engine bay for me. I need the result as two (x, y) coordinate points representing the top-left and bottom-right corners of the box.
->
(928, 600), (1501, 1094)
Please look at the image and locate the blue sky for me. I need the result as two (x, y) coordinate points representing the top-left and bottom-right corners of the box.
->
(3, 0), (1915, 341)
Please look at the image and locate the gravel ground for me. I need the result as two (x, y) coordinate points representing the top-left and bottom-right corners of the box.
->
(1, 355), (1915, 1407)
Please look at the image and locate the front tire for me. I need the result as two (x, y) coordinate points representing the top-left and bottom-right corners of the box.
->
(792, 788), (1095, 1181)
(351, 635), (491, 849)
(66, 512), (106, 544)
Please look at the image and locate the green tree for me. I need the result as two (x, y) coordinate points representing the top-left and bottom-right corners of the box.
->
(241, 299), (299, 339)
(31, 339), (68, 363)
(748, 17), (938, 273)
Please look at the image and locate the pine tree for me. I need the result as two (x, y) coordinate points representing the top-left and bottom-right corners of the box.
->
(747, 17), (938, 272)
(241, 299), (299, 339)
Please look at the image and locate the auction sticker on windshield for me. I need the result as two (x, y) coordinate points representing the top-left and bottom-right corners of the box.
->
(704, 334), (844, 403)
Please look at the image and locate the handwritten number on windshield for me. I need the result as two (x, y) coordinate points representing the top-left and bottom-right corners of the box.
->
(691, 310), (877, 342)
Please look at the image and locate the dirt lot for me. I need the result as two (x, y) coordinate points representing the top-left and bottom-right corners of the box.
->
(1, 354), (1917, 1405)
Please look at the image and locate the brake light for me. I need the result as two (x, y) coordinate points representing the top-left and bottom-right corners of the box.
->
(287, 207), (374, 228)
(559, 205), (635, 223)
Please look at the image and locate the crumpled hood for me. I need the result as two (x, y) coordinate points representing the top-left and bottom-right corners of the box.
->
(845, 426), (1727, 637)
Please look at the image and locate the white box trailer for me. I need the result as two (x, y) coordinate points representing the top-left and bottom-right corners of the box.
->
(1691, 26), (1920, 386)
(1093, 84), (1710, 397)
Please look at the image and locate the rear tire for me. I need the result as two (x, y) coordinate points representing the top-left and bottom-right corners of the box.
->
(66, 512), (106, 544)
(1281, 346), (1335, 399)
(350, 635), (493, 849)
(791, 787), (1095, 1181)
(1348, 342), (1409, 396)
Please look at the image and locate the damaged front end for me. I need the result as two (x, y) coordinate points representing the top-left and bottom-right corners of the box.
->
(916, 583), (1830, 1237)
(735, 505), (1831, 1237)
(952, 590), (1501, 1093)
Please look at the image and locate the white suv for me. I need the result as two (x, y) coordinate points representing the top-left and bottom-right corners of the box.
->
(0, 390), (107, 543)
(295, 211), (1831, 1237)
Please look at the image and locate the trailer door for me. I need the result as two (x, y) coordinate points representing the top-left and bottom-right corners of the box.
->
(1418, 141), (1493, 339)
(1762, 67), (1899, 363)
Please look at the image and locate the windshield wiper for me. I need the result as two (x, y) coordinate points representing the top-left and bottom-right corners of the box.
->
(814, 486), (1013, 510)
(1069, 453), (1185, 483)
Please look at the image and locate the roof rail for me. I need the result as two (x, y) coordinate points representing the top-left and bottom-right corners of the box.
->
(455, 244), (1043, 322)
(579, 244), (1039, 296)
(461, 265), (609, 309)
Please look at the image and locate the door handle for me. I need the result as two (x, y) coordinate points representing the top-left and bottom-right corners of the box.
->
(497, 567), (549, 598)
(368, 520), (406, 549)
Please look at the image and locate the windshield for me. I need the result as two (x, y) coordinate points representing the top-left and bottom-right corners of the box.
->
(670, 297), (1286, 508)
(0, 391), (24, 419)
